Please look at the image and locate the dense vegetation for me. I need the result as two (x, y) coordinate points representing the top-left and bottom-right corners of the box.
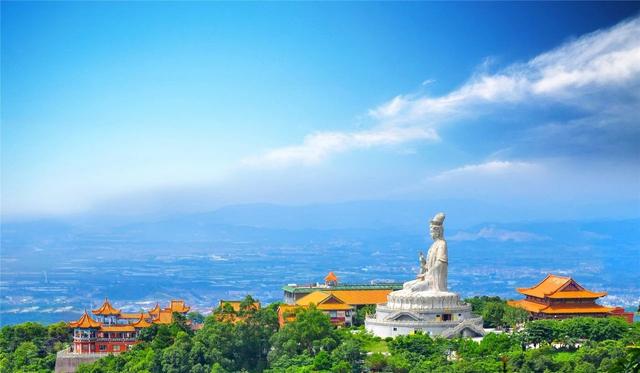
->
(0, 321), (71, 372)
(1, 296), (638, 372)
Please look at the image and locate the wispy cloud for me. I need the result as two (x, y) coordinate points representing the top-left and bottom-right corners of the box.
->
(243, 126), (439, 167)
(449, 226), (550, 242)
(246, 16), (640, 168)
(430, 160), (541, 181)
(371, 16), (640, 122)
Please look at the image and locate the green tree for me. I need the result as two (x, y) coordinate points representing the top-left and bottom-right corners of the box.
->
(268, 305), (337, 363)
(365, 352), (387, 372)
(482, 302), (506, 328)
(353, 305), (376, 326)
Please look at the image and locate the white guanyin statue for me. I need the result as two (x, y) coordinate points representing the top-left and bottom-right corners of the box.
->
(402, 212), (448, 293)
(365, 211), (485, 338)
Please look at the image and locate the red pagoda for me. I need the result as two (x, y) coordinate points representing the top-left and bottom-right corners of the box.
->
(507, 274), (624, 320)
(68, 298), (191, 354)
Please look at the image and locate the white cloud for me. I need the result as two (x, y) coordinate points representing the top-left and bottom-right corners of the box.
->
(243, 126), (439, 167)
(246, 16), (640, 168)
(449, 226), (550, 242)
(372, 16), (640, 122)
(430, 160), (541, 181)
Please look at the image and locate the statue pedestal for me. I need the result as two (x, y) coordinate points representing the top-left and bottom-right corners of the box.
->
(365, 285), (485, 339)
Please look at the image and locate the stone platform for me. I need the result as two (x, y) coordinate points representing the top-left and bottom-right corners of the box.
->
(365, 290), (485, 338)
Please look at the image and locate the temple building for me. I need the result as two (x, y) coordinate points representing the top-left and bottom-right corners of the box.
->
(507, 274), (617, 320)
(282, 271), (402, 305)
(68, 298), (191, 354)
(280, 291), (355, 327)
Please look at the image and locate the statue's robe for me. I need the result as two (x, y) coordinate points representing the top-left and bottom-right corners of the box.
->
(426, 238), (448, 292)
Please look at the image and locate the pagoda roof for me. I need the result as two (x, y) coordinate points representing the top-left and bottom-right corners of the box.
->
(296, 291), (354, 311)
(120, 312), (150, 320)
(315, 303), (353, 311)
(325, 272), (338, 283)
(149, 303), (161, 316)
(131, 314), (153, 328)
(152, 309), (173, 325)
(100, 325), (135, 332)
(92, 298), (121, 316)
(168, 300), (190, 313)
(296, 291), (332, 306)
(69, 311), (102, 329)
(329, 289), (391, 305)
(516, 274), (607, 299)
(508, 299), (614, 315)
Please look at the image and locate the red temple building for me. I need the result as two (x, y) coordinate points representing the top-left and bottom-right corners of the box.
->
(508, 274), (632, 322)
(68, 298), (190, 354)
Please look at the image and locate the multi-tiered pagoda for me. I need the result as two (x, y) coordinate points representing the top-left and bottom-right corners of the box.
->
(508, 274), (614, 319)
(68, 298), (190, 354)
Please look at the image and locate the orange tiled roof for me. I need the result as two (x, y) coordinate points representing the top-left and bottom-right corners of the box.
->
(325, 272), (338, 283)
(296, 291), (332, 306)
(219, 300), (261, 312)
(516, 274), (606, 299)
(542, 304), (614, 314)
(508, 299), (614, 314)
(296, 291), (354, 311)
(69, 311), (102, 328)
(168, 300), (190, 313)
(316, 303), (353, 311)
(92, 298), (121, 316)
(120, 312), (149, 320)
(508, 299), (549, 313)
(149, 303), (161, 316)
(100, 325), (136, 332)
(547, 290), (607, 299)
(131, 314), (153, 328)
(329, 289), (391, 305)
(153, 309), (173, 325)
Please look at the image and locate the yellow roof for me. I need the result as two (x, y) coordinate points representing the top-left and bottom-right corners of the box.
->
(120, 312), (149, 319)
(329, 289), (391, 305)
(508, 299), (614, 314)
(131, 314), (153, 328)
(149, 303), (161, 316)
(168, 300), (190, 313)
(325, 272), (338, 282)
(296, 291), (354, 311)
(152, 310), (173, 324)
(516, 274), (606, 299)
(296, 291), (332, 306)
(69, 311), (102, 328)
(100, 325), (136, 332)
(316, 303), (353, 311)
(92, 298), (121, 316)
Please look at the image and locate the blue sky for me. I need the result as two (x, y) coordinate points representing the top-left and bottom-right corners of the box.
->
(2, 2), (639, 219)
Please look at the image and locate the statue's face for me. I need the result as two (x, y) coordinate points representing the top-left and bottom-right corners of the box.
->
(429, 224), (441, 239)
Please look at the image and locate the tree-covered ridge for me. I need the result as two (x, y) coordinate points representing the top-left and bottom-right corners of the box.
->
(0, 321), (72, 373)
(1, 296), (638, 372)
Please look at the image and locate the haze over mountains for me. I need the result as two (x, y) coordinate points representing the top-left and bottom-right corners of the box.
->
(2, 200), (638, 326)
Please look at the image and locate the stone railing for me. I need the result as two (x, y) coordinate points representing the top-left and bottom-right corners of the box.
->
(365, 315), (483, 327)
(57, 347), (111, 358)
(375, 303), (472, 314)
(96, 337), (136, 342)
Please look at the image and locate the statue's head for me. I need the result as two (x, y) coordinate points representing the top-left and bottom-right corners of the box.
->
(429, 212), (445, 239)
